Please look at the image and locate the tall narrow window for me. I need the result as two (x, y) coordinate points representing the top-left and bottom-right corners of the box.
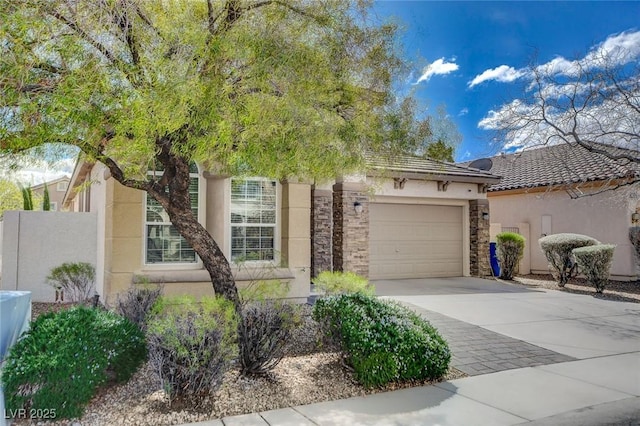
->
(145, 163), (199, 264)
(231, 178), (277, 262)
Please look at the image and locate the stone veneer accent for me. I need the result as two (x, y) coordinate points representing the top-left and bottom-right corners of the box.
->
(469, 199), (491, 276)
(311, 188), (333, 277)
(332, 182), (369, 277)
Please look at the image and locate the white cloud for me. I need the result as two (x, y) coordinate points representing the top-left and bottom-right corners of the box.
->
(415, 58), (459, 84)
(458, 107), (469, 116)
(471, 30), (640, 91)
(537, 56), (579, 77)
(1, 157), (73, 186)
(469, 65), (526, 88)
(584, 30), (640, 68)
(477, 30), (640, 152)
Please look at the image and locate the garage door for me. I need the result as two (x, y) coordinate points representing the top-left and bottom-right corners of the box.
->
(369, 203), (463, 279)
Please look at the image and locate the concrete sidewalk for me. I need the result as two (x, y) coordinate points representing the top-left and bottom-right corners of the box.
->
(182, 278), (640, 426)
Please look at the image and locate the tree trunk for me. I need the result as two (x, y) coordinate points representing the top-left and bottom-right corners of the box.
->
(142, 147), (241, 311)
(165, 200), (240, 310)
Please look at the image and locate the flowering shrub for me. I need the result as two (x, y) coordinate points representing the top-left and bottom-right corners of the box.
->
(1, 306), (146, 419)
(539, 233), (599, 286)
(313, 293), (450, 387)
(496, 232), (525, 280)
(312, 271), (375, 296)
(573, 244), (616, 293)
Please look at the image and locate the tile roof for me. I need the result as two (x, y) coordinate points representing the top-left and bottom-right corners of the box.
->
(463, 143), (640, 192)
(366, 152), (501, 182)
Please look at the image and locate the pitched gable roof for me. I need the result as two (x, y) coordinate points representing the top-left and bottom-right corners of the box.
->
(366, 152), (501, 184)
(465, 143), (640, 192)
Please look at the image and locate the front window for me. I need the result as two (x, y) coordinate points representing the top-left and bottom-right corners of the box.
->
(231, 178), (277, 262)
(145, 164), (199, 264)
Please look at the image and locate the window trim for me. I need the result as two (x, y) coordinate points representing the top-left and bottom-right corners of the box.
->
(56, 181), (68, 192)
(142, 165), (206, 269)
(228, 177), (280, 266)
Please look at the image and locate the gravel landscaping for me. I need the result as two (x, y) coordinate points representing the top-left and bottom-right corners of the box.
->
(507, 274), (640, 303)
(19, 303), (465, 426)
(18, 274), (637, 425)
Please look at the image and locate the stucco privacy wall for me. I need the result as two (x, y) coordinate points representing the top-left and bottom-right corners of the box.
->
(0, 211), (97, 302)
(489, 190), (638, 279)
(101, 170), (311, 302)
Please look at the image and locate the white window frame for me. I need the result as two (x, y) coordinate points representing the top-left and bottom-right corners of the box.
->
(56, 181), (68, 192)
(143, 165), (206, 269)
(229, 177), (279, 265)
(50, 202), (58, 211)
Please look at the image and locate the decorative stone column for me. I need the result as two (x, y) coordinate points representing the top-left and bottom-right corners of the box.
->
(311, 186), (333, 277)
(469, 199), (491, 276)
(332, 182), (369, 277)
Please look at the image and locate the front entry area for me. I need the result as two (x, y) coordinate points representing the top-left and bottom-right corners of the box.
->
(369, 203), (463, 279)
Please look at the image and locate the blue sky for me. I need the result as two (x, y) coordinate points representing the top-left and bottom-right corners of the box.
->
(373, 1), (640, 161)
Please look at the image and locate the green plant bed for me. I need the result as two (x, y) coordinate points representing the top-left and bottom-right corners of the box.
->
(1, 306), (147, 419)
(313, 293), (450, 388)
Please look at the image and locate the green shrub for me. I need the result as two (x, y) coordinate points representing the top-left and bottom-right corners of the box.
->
(573, 244), (616, 293)
(1, 306), (146, 419)
(539, 233), (599, 286)
(239, 279), (290, 303)
(146, 296), (237, 404)
(496, 232), (525, 280)
(46, 262), (96, 303)
(238, 300), (299, 375)
(313, 293), (450, 388)
(20, 185), (33, 210)
(312, 271), (375, 296)
(42, 182), (50, 211)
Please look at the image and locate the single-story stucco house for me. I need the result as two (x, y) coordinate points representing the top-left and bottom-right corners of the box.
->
(467, 143), (640, 280)
(63, 153), (500, 302)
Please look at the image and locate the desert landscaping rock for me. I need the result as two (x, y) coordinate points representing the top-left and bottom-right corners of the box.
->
(18, 303), (463, 426)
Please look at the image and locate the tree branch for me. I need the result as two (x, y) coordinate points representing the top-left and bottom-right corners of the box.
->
(211, 0), (323, 36)
(46, 8), (137, 84)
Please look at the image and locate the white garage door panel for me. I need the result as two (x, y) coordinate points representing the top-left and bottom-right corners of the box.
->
(369, 204), (463, 279)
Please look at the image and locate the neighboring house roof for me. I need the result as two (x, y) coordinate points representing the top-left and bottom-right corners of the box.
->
(463, 143), (640, 192)
(31, 176), (70, 191)
(62, 155), (94, 209)
(366, 152), (501, 184)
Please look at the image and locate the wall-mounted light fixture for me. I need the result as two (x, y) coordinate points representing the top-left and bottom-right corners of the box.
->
(482, 211), (489, 221)
(354, 201), (363, 215)
(632, 212), (640, 223)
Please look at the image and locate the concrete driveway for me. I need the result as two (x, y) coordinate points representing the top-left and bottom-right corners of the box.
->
(371, 277), (640, 424)
(374, 277), (640, 359)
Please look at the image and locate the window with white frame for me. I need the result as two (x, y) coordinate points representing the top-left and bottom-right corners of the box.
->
(57, 181), (68, 192)
(50, 202), (58, 211)
(230, 178), (277, 262)
(145, 164), (199, 264)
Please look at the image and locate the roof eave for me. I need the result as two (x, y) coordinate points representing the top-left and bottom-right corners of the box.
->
(368, 168), (502, 185)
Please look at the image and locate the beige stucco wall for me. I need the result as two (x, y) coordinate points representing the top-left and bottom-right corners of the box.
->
(31, 177), (70, 211)
(489, 189), (637, 280)
(0, 211), (97, 302)
(96, 171), (311, 303)
(369, 177), (489, 201)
